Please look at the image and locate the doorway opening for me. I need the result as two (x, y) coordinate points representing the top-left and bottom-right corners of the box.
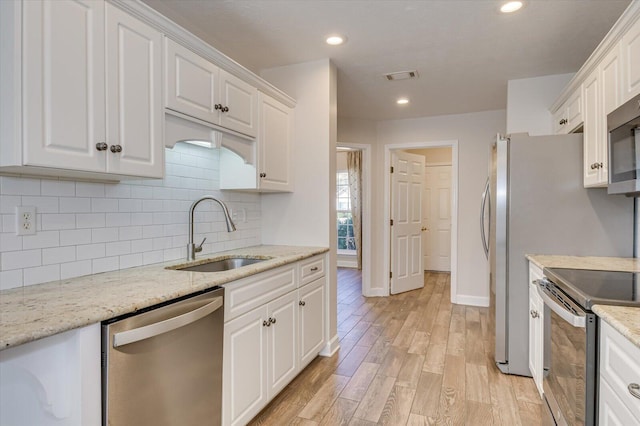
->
(384, 141), (459, 302)
(336, 143), (371, 297)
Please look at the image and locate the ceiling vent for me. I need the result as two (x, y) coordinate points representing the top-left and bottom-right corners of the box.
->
(384, 70), (419, 81)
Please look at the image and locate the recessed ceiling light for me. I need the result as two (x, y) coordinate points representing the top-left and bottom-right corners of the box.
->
(500, 1), (523, 13)
(397, 98), (409, 105)
(326, 35), (346, 46)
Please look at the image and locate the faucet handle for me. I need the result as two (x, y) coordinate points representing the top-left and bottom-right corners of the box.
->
(195, 237), (206, 253)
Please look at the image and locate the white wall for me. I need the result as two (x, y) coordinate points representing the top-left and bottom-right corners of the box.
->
(347, 110), (505, 305)
(507, 73), (574, 136)
(260, 59), (339, 354)
(0, 143), (261, 290)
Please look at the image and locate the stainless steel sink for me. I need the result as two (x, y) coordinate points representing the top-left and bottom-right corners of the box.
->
(172, 257), (268, 272)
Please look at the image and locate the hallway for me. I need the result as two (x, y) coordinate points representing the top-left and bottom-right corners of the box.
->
(248, 269), (542, 425)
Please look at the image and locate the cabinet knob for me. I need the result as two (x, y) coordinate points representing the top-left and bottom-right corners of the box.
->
(260, 173), (267, 178)
(299, 300), (306, 306)
(222, 106), (229, 112)
(598, 162), (603, 169)
(215, 104), (223, 110)
(559, 118), (567, 125)
(96, 142), (108, 151)
(530, 309), (539, 319)
(263, 320), (270, 327)
(310, 266), (319, 272)
(110, 144), (122, 153)
(270, 317), (276, 324)
(629, 383), (640, 400)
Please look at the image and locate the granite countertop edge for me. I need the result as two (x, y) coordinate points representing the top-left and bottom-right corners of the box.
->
(526, 253), (640, 350)
(0, 245), (329, 351)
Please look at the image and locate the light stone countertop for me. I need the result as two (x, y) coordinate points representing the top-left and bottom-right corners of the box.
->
(0, 245), (329, 350)
(526, 254), (640, 349)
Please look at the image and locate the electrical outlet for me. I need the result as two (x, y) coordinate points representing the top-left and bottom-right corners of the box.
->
(16, 206), (36, 236)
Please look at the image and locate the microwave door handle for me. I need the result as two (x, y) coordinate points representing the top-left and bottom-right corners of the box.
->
(535, 280), (586, 328)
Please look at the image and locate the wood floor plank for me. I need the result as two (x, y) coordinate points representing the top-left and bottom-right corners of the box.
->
(517, 400), (544, 426)
(422, 343), (447, 374)
(378, 385), (416, 426)
(437, 355), (466, 425)
(340, 362), (380, 401)
(395, 353), (425, 389)
(408, 330), (430, 355)
(510, 374), (543, 405)
(318, 398), (359, 426)
(465, 400), (494, 426)
(335, 345), (371, 377)
(378, 345), (407, 378)
(298, 374), (350, 421)
(411, 371), (443, 417)
(465, 362), (491, 404)
(406, 413), (434, 426)
(351, 374), (397, 423)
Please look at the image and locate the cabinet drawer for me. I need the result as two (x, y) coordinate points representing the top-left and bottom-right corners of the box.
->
(600, 320), (640, 420)
(599, 377), (640, 426)
(222, 264), (296, 322)
(299, 255), (325, 286)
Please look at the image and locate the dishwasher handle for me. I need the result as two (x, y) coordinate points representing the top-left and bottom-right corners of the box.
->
(113, 296), (223, 348)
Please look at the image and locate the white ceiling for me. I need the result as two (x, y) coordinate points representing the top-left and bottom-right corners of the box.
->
(142, 0), (631, 121)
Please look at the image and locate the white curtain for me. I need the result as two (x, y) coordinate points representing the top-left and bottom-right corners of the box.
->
(347, 151), (362, 270)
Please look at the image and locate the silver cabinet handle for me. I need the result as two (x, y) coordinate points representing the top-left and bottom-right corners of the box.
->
(530, 310), (539, 319)
(270, 317), (276, 324)
(96, 142), (108, 151)
(110, 144), (122, 153)
(299, 301), (306, 306)
(629, 383), (640, 400)
(113, 296), (223, 348)
(310, 266), (319, 272)
(263, 320), (270, 327)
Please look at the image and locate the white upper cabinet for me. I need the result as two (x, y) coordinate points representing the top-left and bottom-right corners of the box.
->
(602, 41), (623, 115)
(164, 39), (257, 138)
(622, 16), (640, 102)
(2, 0), (164, 180)
(219, 92), (294, 192)
(583, 70), (608, 187)
(553, 88), (583, 134)
(105, 3), (163, 178)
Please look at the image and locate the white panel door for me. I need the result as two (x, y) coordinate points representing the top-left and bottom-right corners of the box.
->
(423, 165), (452, 271)
(391, 151), (425, 294)
(164, 38), (220, 124)
(22, 0), (105, 172)
(298, 277), (325, 367)
(267, 291), (298, 398)
(105, 3), (163, 178)
(220, 69), (258, 137)
(223, 306), (268, 426)
(259, 93), (294, 192)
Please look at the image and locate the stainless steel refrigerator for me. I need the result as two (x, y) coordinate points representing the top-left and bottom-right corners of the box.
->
(480, 133), (634, 376)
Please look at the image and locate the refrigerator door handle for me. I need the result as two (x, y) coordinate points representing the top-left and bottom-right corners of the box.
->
(480, 177), (490, 259)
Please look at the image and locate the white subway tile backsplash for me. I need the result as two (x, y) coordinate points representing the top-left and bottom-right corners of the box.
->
(0, 269), (23, 290)
(0, 145), (261, 288)
(60, 260), (92, 280)
(42, 246), (76, 265)
(24, 265), (60, 286)
(22, 231), (60, 249)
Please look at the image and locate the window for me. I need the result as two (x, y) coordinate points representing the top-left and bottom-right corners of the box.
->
(337, 172), (356, 252)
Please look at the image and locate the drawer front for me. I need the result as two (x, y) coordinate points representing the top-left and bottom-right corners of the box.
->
(299, 255), (325, 286)
(600, 320), (640, 420)
(599, 377), (640, 426)
(223, 265), (296, 322)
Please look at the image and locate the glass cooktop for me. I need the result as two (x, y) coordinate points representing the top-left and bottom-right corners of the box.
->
(543, 268), (640, 310)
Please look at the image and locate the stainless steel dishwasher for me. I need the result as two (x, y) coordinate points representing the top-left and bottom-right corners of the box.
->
(102, 286), (224, 426)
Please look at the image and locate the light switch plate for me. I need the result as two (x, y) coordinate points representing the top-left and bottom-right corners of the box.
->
(16, 206), (36, 235)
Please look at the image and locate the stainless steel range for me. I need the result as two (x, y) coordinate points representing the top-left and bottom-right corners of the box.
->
(536, 268), (640, 426)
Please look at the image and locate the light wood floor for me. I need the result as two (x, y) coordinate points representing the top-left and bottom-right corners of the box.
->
(248, 269), (543, 425)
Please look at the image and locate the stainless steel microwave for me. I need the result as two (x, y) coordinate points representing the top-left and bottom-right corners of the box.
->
(608, 93), (640, 196)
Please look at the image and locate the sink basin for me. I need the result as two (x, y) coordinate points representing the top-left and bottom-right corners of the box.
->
(172, 257), (268, 272)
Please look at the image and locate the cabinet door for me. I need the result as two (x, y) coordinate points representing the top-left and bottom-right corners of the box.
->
(267, 291), (299, 398)
(552, 105), (567, 134)
(528, 284), (538, 384)
(165, 38), (220, 124)
(583, 71), (606, 187)
(299, 277), (326, 367)
(22, 0), (106, 172)
(259, 93), (294, 192)
(622, 18), (640, 102)
(599, 378), (639, 426)
(105, 3), (164, 178)
(223, 306), (268, 426)
(219, 69), (258, 137)
(566, 88), (583, 132)
(602, 42), (622, 115)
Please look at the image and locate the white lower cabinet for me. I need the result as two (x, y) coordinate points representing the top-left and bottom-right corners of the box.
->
(0, 324), (101, 426)
(223, 254), (327, 426)
(528, 262), (544, 397)
(299, 277), (326, 367)
(598, 320), (640, 425)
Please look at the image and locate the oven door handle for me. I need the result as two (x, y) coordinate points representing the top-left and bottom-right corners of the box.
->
(535, 280), (586, 328)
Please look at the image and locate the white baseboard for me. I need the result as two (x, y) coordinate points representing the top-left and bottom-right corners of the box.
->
(363, 288), (388, 297)
(455, 294), (490, 307)
(337, 260), (358, 268)
(319, 334), (340, 357)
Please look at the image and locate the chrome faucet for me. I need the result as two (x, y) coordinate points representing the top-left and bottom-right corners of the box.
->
(188, 196), (236, 261)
